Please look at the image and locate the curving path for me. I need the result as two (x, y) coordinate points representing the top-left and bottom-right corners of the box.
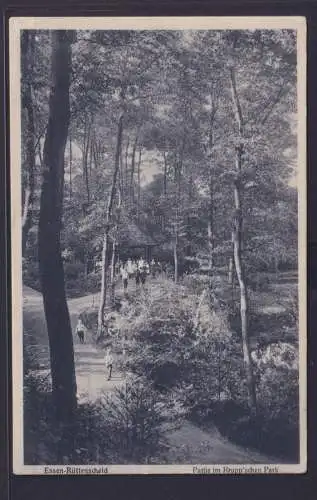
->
(24, 285), (283, 465)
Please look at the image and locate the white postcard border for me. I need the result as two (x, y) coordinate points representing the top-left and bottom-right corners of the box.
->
(9, 15), (307, 475)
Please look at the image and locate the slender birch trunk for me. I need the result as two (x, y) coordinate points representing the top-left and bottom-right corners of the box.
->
(137, 147), (142, 222)
(69, 132), (72, 200)
(173, 230), (178, 284)
(230, 66), (257, 415)
(130, 131), (139, 202)
(97, 113), (124, 338)
(110, 241), (116, 308)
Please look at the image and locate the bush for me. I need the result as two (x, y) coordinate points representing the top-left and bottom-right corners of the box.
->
(254, 344), (299, 459)
(99, 376), (184, 462)
(218, 370), (299, 461)
(24, 369), (182, 464)
(86, 271), (101, 293)
(64, 261), (86, 280)
(24, 374), (112, 465)
(247, 273), (271, 291)
(213, 343), (299, 461)
(24, 372), (60, 465)
(119, 279), (247, 417)
(22, 258), (41, 292)
(185, 337), (248, 422)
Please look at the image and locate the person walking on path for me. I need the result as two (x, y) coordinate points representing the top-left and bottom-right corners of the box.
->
(104, 347), (114, 380)
(120, 264), (129, 293)
(138, 258), (149, 286)
(151, 258), (156, 278)
(135, 257), (141, 286)
(75, 317), (86, 344)
(126, 258), (134, 278)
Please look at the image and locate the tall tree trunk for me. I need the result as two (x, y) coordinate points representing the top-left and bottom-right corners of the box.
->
(207, 216), (214, 270)
(110, 241), (116, 307)
(208, 173), (214, 307)
(21, 31), (36, 257)
(173, 232), (178, 284)
(130, 132), (139, 202)
(163, 151), (168, 197)
(124, 136), (129, 194)
(38, 30), (77, 422)
(82, 118), (91, 205)
(230, 66), (257, 415)
(92, 136), (98, 169)
(97, 113), (124, 338)
(38, 141), (43, 168)
(217, 344), (221, 402)
(228, 256), (234, 284)
(89, 133), (94, 176)
(118, 149), (124, 202)
(109, 191), (122, 309)
(69, 132), (72, 200)
(232, 177), (257, 414)
(173, 144), (184, 284)
(97, 231), (110, 339)
(137, 147), (142, 222)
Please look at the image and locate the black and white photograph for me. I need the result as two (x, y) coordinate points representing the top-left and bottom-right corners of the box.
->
(10, 17), (306, 474)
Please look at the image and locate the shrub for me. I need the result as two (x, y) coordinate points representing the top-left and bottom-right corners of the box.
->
(247, 273), (271, 291)
(185, 337), (248, 422)
(99, 376), (185, 462)
(24, 370), (180, 464)
(22, 258), (41, 292)
(214, 342), (299, 461)
(64, 261), (86, 281)
(255, 344), (299, 460)
(119, 279), (247, 420)
(24, 372), (59, 465)
(86, 271), (101, 293)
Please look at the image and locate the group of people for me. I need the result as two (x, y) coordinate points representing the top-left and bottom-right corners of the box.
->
(119, 257), (161, 291)
(75, 256), (164, 381)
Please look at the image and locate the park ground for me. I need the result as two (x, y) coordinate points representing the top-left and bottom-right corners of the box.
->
(23, 270), (298, 465)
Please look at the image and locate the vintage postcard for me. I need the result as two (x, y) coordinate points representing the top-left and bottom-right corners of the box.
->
(10, 16), (306, 475)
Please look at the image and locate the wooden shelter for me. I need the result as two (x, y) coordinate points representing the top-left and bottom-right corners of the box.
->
(112, 216), (160, 261)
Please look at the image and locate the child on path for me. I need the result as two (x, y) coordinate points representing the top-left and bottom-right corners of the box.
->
(104, 347), (114, 380)
(120, 265), (129, 292)
(139, 259), (149, 285)
(135, 258), (141, 286)
(75, 318), (86, 344)
(126, 258), (134, 278)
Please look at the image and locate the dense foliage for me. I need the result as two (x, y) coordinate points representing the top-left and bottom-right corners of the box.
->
(22, 28), (299, 463)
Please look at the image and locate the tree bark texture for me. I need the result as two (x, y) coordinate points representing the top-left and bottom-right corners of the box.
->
(110, 241), (116, 307)
(207, 172), (215, 307)
(97, 113), (123, 337)
(82, 117), (91, 205)
(230, 66), (257, 415)
(69, 132), (72, 199)
(173, 233), (178, 284)
(38, 30), (77, 422)
(130, 132), (139, 201)
(21, 31), (36, 257)
(163, 151), (168, 197)
(137, 147), (142, 221)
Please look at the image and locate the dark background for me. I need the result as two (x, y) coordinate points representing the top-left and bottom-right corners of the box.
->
(1, 1), (316, 499)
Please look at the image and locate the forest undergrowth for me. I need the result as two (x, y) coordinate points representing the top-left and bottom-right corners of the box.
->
(24, 274), (299, 464)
